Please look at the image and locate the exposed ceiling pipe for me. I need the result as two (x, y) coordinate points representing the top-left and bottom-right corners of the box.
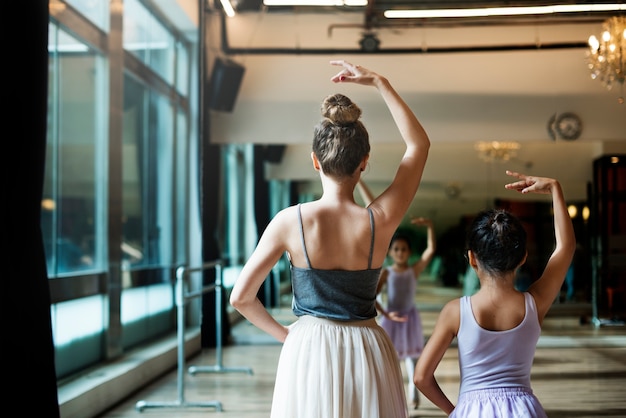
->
(218, 12), (588, 55)
(363, 0), (377, 31)
(327, 15), (610, 36)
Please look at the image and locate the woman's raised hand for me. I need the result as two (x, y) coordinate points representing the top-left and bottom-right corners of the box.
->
(329, 60), (380, 86)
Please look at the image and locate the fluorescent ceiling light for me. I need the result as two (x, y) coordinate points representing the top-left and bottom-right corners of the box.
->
(220, 0), (236, 17)
(384, 3), (626, 19)
(263, 0), (367, 6)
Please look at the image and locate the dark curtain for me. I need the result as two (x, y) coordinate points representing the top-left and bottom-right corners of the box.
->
(253, 145), (279, 308)
(4, 2), (60, 415)
(201, 143), (231, 347)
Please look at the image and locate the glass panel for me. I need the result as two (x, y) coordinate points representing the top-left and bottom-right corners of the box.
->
(44, 23), (106, 276)
(148, 17), (175, 84)
(122, 75), (147, 267)
(121, 282), (174, 348)
(123, 0), (150, 63)
(175, 108), (189, 264)
(121, 283), (173, 324)
(51, 295), (106, 377)
(51, 295), (106, 345)
(122, 75), (174, 268)
(223, 144), (244, 266)
(176, 40), (189, 95)
(124, 0), (175, 83)
(150, 90), (175, 266)
(64, 0), (109, 32)
(121, 75), (144, 267)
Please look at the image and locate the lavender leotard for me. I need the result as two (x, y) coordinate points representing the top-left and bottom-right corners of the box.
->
(380, 267), (424, 359)
(450, 292), (548, 418)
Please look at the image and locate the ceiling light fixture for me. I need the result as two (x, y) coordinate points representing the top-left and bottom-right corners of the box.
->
(587, 16), (626, 103)
(263, 0), (366, 6)
(220, 0), (236, 17)
(475, 141), (521, 163)
(384, 3), (626, 19)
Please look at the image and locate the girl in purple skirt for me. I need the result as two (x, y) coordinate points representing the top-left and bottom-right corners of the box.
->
(357, 180), (437, 410)
(378, 218), (436, 410)
(414, 171), (575, 417)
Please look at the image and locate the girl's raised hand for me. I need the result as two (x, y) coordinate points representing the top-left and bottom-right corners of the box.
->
(410, 217), (432, 227)
(504, 170), (555, 195)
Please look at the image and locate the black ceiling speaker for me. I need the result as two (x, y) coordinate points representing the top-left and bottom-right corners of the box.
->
(208, 58), (245, 112)
(359, 33), (380, 52)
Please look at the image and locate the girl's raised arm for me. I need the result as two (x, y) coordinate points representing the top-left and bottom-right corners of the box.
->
(504, 170), (576, 320)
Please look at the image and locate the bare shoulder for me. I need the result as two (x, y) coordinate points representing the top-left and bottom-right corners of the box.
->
(441, 298), (460, 317)
(259, 205), (303, 246)
(437, 298), (461, 335)
(266, 205), (297, 229)
(526, 287), (554, 323)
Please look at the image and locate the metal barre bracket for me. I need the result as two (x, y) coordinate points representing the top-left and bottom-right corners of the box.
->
(188, 364), (253, 375)
(135, 261), (252, 412)
(135, 400), (222, 412)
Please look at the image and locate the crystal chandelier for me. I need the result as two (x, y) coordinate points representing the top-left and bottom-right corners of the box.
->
(475, 141), (521, 163)
(587, 16), (626, 103)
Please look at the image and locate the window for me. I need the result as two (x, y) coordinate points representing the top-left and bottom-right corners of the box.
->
(44, 23), (106, 277)
(63, 0), (109, 31)
(47, 1), (197, 378)
(124, 0), (176, 84)
(122, 75), (174, 269)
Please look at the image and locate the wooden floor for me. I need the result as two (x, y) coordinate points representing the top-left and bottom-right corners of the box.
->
(97, 283), (626, 418)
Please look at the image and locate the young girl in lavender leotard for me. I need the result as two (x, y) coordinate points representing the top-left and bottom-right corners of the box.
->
(378, 221), (435, 410)
(414, 171), (575, 417)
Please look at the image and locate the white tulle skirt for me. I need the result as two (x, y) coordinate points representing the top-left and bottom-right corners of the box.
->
(270, 315), (409, 418)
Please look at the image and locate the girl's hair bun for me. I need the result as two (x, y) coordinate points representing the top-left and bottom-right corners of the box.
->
(321, 93), (362, 125)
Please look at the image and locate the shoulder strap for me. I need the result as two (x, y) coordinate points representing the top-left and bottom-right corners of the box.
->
(368, 208), (375, 269)
(524, 291), (538, 321)
(297, 204), (312, 268)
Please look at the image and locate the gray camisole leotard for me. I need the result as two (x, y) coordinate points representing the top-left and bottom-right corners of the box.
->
(290, 204), (382, 321)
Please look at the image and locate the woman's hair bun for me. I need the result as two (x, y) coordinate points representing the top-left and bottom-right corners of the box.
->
(321, 93), (361, 125)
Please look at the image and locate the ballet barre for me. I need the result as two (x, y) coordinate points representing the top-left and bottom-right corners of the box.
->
(187, 264), (254, 375)
(135, 260), (251, 412)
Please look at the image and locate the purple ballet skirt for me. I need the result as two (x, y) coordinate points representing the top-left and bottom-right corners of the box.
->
(380, 306), (424, 359)
(450, 387), (548, 418)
